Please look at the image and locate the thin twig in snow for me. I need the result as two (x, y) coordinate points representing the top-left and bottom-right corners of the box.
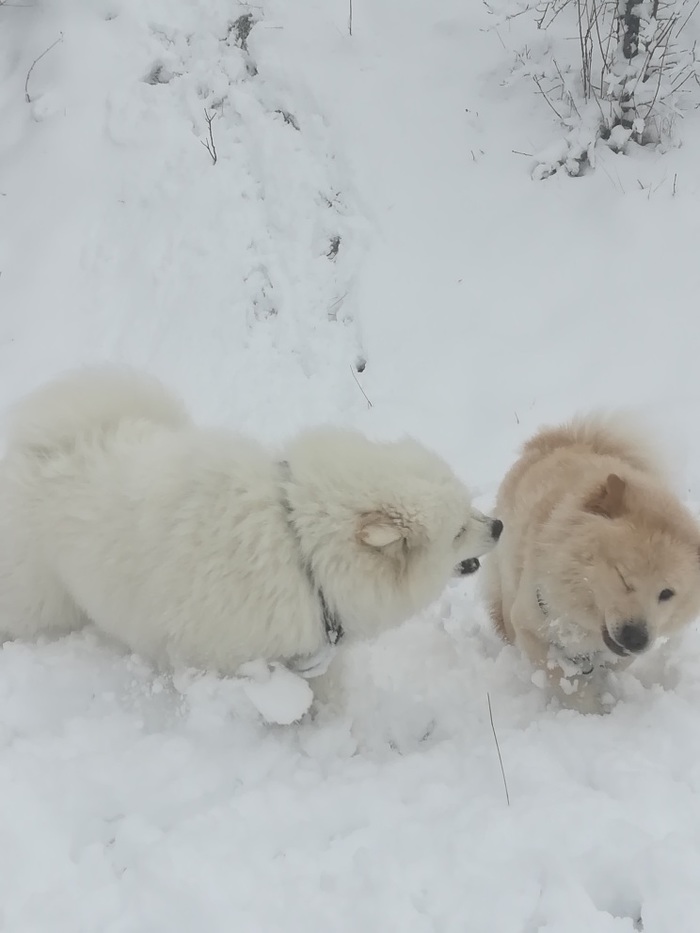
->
(533, 75), (565, 119)
(201, 109), (218, 165)
(25, 34), (63, 104)
(487, 693), (511, 807)
(327, 292), (348, 321)
(350, 364), (373, 409)
(676, 1), (699, 37)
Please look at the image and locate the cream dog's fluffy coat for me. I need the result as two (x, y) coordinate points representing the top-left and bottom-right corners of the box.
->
(482, 414), (700, 713)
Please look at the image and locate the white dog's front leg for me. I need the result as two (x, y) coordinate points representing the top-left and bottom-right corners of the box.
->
(290, 640), (338, 679)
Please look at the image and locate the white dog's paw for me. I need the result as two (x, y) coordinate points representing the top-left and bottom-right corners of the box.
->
(237, 660), (314, 725)
(290, 642), (338, 680)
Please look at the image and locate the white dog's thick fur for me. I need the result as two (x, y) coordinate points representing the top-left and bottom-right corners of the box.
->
(0, 367), (501, 676)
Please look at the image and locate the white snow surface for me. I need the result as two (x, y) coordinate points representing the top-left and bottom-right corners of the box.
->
(2, 0), (700, 930)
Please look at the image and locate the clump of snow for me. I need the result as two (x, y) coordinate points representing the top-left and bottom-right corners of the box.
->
(237, 661), (314, 725)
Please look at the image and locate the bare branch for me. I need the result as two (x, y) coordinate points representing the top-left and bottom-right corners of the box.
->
(487, 693), (511, 807)
(201, 109), (218, 165)
(24, 34), (63, 104)
(491, 0), (699, 173)
(349, 364), (373, 409)
(533, 74), (565, 119)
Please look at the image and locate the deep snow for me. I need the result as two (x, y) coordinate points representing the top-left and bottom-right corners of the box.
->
(2, 0), (700, 930)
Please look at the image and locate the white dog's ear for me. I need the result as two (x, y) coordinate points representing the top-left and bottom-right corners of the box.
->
(357, 511), (406, 548)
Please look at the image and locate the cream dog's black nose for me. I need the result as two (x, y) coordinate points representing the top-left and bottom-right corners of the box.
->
(618, 620), (649, 653)
(491, 519), (503, 541)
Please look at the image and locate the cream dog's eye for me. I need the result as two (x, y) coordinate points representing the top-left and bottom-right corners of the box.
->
(658, 588), (675, 602)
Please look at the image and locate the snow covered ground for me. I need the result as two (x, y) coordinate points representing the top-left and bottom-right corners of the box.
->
(2, 0), (700, 930)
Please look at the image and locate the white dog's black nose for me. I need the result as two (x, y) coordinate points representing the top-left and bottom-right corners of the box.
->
(491, 519), (504, 541)
(457, 557), (480, 575)
(617, 620), (649, 653)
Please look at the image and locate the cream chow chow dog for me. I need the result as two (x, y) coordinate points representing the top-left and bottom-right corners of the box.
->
(0, 367), (502, 691)
(482, 414), (700, 714)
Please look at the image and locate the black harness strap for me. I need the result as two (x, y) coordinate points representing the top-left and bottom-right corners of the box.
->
(318, 588), (344, 646)
(279, 460), (344, 646)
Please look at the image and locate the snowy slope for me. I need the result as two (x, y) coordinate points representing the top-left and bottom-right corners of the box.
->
(2, 0), (700, 930)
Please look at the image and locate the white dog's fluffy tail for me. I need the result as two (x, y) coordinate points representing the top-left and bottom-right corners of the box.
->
(5, 367), (189, 454)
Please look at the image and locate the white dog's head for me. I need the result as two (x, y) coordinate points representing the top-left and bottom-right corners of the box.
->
(283, 429), (503, 638)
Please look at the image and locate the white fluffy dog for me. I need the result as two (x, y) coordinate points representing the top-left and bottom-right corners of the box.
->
(0, 368), (502, 678)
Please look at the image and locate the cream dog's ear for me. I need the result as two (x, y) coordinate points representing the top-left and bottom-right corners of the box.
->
(584, 473), (626, 518)
(356, 510), (406, 548)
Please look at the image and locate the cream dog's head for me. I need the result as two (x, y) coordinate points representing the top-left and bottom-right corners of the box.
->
(545, 472), (700, 659)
